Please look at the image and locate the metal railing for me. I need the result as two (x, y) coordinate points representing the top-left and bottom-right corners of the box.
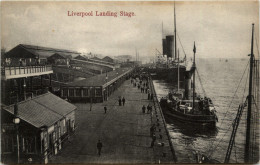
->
(2, 65), (53, 76)
(148, 76), (177, 162)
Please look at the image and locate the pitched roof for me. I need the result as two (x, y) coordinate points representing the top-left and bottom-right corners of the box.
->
(5, 44), (81, 59)
(65, 68), (133, 87)
(48, 53), (72, 59)
(74, 55), (88, 61)
(2, 93), (77, 128)
(91, 56), (102, 61)
(102, 56), (114, 62)
(103, 56), (113, 60)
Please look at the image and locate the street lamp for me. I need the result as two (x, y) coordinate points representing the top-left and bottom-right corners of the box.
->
(116, 72), (119, 89)
(106, 74), (108, 101)
(90, 87), (93, 111)
(13, 102), (20, 164)
(23, 78), (26, 100)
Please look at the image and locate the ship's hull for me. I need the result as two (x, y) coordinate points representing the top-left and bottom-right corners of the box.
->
(160, 101), (217, 127)
(145, 66), (187, 87)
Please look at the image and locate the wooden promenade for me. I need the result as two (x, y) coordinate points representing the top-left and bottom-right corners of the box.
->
(49, 78), (176, 164)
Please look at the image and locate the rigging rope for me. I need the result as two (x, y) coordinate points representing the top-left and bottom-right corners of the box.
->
(254, 33), (259, 59)
(195, 68), (207, 97)
(208, 99), (247, 159)
(218, 61), (249, 128)
(177, 33), (187, 59)
(207, 61), (250, 158)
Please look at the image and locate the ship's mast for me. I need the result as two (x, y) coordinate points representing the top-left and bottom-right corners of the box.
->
(245, 23), (254, 163)
(174, 2), (177, 60)
(178, 48), (180, 92)
(192, 42), (196, 110)
(162, 22), (164, 53)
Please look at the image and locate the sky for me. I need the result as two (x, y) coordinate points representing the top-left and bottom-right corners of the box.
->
(1, 1), (259, 60)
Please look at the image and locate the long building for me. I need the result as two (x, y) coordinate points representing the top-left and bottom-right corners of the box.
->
(61, 68), (133, 103)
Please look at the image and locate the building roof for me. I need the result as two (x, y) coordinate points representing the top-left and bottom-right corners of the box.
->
(2, 93), (77, 128)
(91, 56), (102, 61)
(65, 67), (133, 87)
(74, 55), (88, 61)
(5, 44), (81, 59)
(48, 53), (72, 59)
(102, 56), (114, 62)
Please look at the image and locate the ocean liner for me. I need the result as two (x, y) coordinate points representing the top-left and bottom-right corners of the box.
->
(148, 3), (188, 88)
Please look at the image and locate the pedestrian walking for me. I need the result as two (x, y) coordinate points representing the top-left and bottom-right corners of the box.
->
(142, 105), (146, 114)
(150, 133), (156, 148)
(150, 124), (156, 137)
(122, 97), (125, 106)
(145, 87), (148, 93)
(150, 93), (153, 100)
(118, 96), (121, 105)
(97, 140), (103, 156)
(147, 105), (150, 113)
(104, 106), (107, 114)
(148, 93), (150, 100)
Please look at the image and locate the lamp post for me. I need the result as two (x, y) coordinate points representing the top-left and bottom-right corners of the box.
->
(106, 74), (108, 101)
(90, 87), (92, 111)
(23, 78), (26, 100)
(116, 72), (119, 88)
(13, 102), (20, 164)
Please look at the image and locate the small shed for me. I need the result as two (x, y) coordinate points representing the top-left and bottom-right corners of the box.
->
(1, 92), (77, 164)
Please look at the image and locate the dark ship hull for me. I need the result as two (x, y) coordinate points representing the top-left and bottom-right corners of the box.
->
(145, 66), (186, 87)
(160, 99), (217, 127)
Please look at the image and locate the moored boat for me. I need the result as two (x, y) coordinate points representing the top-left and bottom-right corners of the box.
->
(160, 42), (218, 127)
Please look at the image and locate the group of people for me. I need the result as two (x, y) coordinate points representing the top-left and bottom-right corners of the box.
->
(142, 104), (153, 114)
(118, 96), (126, 106)
(150, 124), (157, 148)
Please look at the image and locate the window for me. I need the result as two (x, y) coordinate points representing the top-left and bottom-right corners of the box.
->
(75, 88), (81, 97)
(95, 88), (102, 96)
(24, 137), (36, 153)
(69, 89), (74, 97)
(2, 136), (13, 153)
(83, 88), (89, 96)
(63, 89), (68, 97)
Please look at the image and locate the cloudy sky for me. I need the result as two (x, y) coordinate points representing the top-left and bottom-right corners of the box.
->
(1, 1), (259, 60)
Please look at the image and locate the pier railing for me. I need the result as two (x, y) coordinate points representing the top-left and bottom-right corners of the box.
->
(148, 76), (177, 162)
(1, 65), (53, 80)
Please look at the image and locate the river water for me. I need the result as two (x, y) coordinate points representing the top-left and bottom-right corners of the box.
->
(153, 58), (249, 163)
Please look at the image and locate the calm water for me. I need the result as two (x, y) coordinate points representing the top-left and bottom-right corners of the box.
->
(153, 58), (249, 163)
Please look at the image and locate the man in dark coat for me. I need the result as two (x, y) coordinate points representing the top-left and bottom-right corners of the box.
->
(142, 105), (146, 114)
(104, 106), (107, 113)
(97, 140), (103, 156)
(119, 98), (122, 106)
(122, 97), (125, 106)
